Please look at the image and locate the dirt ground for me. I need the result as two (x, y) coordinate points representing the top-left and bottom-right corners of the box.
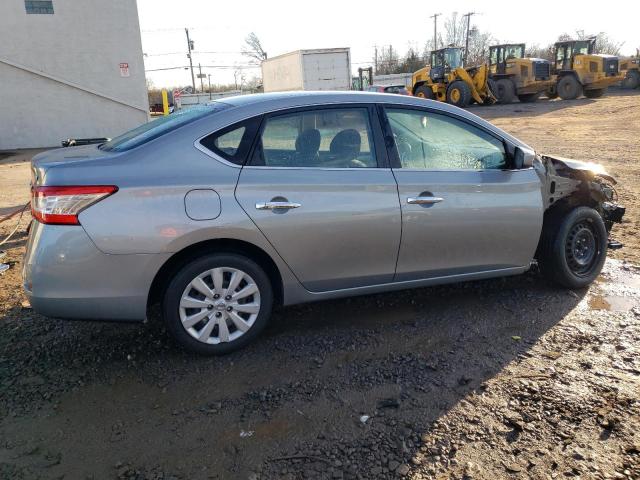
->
(0, 91), (639, 480)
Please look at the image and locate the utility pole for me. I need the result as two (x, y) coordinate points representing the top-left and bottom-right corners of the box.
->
(429, 13), (441, 50)
(208, 74), (212, 100)
(462, 12), (477, 65)
(198, 63), (204, 93)
(374, 45), (378, 74)
(185, 28), (196, 93)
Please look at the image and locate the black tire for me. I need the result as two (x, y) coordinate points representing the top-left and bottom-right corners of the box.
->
(537, 206), (608, 289)
(557, 75), (582, 100)
(485, 78), (498, 105)
(518, 92), (541, 103)
(546, 88), (559, 99)
(584, 88), (605, 99)
(414, 85), (434, 99)
(622, 70), (640, 89)
(446, 80), (472, 107)
(494, 78), (516, 103)
(163, 253), (274, 355)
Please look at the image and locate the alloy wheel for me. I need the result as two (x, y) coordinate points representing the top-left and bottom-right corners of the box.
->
(179, 267), (261, 344)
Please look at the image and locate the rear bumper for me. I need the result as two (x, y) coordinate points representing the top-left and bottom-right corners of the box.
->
(23, 221), (169, 321)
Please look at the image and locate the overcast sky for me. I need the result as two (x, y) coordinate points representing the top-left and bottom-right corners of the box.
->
(138, 0), (640, 88)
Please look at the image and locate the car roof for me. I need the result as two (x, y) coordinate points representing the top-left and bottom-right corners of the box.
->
(219, 91), (458, 115)
(211, 91), (530, 151)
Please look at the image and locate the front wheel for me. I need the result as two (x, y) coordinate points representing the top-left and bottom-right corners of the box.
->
(446, 80), (472, 107)
(537, 207), (608, 289)
(622, 70), (640, 89)
(557, 75), (582, 100)
(163, 253), (273, 355)
(414, 85), (434, 99)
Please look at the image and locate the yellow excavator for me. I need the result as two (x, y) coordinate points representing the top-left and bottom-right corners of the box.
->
(620, 52), (640, 89)
(548, 38), (622, 99)
(410, 47), (495, 108)
(488, 43), (554, 103)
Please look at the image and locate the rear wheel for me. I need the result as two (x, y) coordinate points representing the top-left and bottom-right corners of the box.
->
(622, 70), (640, 89)
(518, 92), (541, 103)
(163, 253), (273, 355)
(537, 207), (608, 289)
(494, 79), (516, 103)
(414, 85), (434, 99)
(584, 88), (605, 98)
(446, 80), (472, 107)
(557, 75), (582, 100)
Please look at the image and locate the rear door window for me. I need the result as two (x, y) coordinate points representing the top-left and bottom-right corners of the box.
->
(249, 108), (378, 168)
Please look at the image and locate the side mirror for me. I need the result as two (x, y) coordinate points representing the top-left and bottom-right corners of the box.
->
(513, 146), (536, 169)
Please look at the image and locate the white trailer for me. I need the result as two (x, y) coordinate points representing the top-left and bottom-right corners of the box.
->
(261, 48), (352, 92)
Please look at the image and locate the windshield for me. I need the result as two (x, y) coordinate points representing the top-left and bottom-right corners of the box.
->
(431, 49), (463, 69)
(100, 102), (230, 152)
(505, 45), (524, 60)
(574, 41), (591, 55)
(445, 49), (463, 68)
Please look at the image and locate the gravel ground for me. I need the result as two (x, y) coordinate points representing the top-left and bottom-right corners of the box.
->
(1, 91), (639, 480)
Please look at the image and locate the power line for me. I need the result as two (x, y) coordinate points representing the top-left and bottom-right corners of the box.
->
(144, 51), (246, 57)
(145, 64), (259, 72)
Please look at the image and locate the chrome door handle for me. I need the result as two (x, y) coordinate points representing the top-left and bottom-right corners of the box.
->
(407, 196), (444, 205)
(255, 201), (302, 210)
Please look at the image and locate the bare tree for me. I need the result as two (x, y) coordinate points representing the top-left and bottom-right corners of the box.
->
(442, 12), (494, 65)
(399, 47), (426, 73)
(525, 43), (554, 62)
(233, 68), (246, 90)
(242, 32), (267, 63)
(444, 12), (465, 46)
(376, 45), (400, 75)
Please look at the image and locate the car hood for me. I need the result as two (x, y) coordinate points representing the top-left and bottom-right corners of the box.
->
(541, 154), (617, 184)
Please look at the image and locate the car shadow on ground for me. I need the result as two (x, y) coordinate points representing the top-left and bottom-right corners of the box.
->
(0, 267), (587, 478)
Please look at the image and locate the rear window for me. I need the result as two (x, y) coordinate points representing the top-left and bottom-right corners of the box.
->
(99, 102), (230, 152)
(199, 116), (262, 165)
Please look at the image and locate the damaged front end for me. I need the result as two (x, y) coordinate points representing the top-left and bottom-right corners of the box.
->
(535, 154), (625, 248)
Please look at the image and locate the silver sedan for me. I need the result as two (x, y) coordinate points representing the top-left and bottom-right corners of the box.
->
(24, 92), (625, 354)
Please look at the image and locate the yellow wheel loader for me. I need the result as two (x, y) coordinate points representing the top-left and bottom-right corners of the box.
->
(410, 47), (495, 108)
(548, 39), (622, 100)
(488, 43), (554, 103)
(620, 54), (640, 89)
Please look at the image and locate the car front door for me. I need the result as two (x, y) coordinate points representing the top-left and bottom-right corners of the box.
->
(381, 106), (543, 282)
(235, 105), (401, 292)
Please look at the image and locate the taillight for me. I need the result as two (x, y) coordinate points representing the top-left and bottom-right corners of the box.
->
(31, 185), (118, 225)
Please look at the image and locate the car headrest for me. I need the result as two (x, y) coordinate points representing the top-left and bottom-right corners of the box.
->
(329, 129), (361, 158)
(295, 129), (321, 155)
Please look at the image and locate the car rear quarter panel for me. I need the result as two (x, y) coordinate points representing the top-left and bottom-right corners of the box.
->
(41, 108), (307, 305)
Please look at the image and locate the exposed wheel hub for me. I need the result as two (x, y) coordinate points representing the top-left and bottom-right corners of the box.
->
(565, 222), (599, 276)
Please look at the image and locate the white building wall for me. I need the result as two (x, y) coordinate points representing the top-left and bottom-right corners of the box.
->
(0, 0), (149, 149)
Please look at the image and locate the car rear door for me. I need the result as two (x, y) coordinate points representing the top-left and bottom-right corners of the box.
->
(380, 105), (543, 281)
(235, 105), (401, 292)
